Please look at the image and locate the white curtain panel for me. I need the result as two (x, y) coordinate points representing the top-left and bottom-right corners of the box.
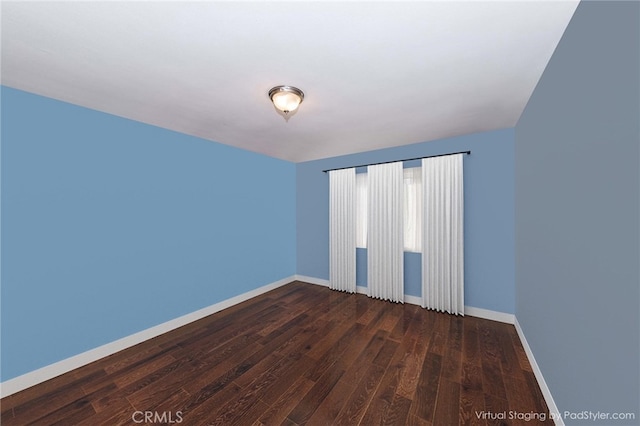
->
(367, 162), (404, 303)
(421, 154), (464, 315)
(355, 172), (368, 248)
(329, 168), (357, 293)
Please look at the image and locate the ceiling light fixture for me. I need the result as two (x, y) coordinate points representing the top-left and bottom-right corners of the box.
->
(269, 85), (304, 122)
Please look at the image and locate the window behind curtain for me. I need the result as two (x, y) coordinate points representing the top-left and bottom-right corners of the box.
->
(355, 167), (422, 252)
(403, 167), (422, 252)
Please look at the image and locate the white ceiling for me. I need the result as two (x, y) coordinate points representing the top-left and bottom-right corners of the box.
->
(1, 1), (579, 162)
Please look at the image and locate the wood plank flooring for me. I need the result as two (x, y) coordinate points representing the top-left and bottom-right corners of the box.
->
(1, 281), (553, 425)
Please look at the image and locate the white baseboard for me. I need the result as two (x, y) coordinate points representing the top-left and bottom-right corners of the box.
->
(294, 275), (514, 323)
(514, 318), (563, 426)
(0, 275), (296, 398)
(464, 306), (515, 324)
(293, 274), (330, 287)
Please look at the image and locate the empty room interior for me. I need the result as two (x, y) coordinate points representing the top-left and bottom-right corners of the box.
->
(1, 1), (638, 425)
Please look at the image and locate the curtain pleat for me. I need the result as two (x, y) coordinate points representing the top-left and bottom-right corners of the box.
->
(329, 168), (357, 293)
(367, 162), (404, 303)
(355, 172), (368, 248)
(422, 154), (464, 315)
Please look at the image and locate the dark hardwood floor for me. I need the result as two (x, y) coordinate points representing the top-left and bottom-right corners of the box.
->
(1, 281), (552, 425)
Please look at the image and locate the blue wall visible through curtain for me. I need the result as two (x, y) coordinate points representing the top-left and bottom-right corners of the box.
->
(0, 87), (297, 381)
(297, 129), (515, 313)
(356, 249), (422, 297)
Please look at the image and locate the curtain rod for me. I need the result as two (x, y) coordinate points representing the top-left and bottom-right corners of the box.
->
(322, 150), (471, 173)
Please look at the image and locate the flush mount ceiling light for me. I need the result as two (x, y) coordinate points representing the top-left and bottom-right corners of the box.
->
(269, 85), (304, 122)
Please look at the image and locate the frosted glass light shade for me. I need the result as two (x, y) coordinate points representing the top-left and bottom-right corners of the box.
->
(272, 91), (301, 112)
(269, 86), (304, 117)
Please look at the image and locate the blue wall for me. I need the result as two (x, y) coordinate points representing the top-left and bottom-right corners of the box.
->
(515, 1), (639, 423)
(297, 129), (515, 313)
(1, 87), (296, 381)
